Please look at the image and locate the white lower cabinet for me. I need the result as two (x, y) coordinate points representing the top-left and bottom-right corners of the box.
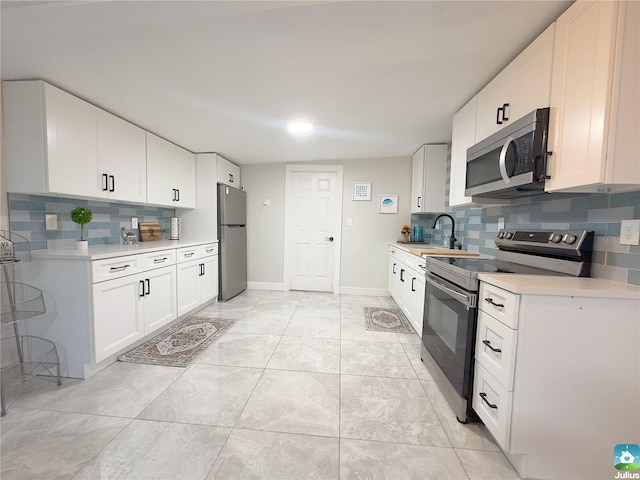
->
(20, 242), (217, 378)
(93, 264), (176, 362)
(474, 280), (640, 480)
(142, 265), (177, 333)
(177, 244), (218, 316)
(92, 253), (177, 363)
(388, 246), (425, 335)
(93, 274), (145, 363)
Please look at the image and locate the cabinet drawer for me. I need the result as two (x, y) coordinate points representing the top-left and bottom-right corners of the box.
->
(473, 362), (513, 450)
(92, 255), (141, 283)
(176, 246), (200, 263)
(412, 255), (427, 274)
(141, 249), (176, 270)
(200, 243), (218, 258)
(475, 310), (518, 390)
(479, 282), (520, 328)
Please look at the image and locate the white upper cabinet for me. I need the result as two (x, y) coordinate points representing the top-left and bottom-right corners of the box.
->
(546, 0), (639, 193)
(476, 24), (555, 141)
(3, 81), (147, 203)
(217, 155), (241, 187)
(96, 110), (147, 203)
(449, 95), (477, 207)
(410, 144), (447, 213)
(146, 132), (196, 208)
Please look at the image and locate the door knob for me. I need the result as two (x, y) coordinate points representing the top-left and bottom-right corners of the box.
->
(325, 236), (334, 242)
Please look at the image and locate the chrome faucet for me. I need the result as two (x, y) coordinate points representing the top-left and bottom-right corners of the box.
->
(432, 214), (457, 249)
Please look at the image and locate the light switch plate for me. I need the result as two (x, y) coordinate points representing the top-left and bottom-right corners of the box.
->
(620, 219), (640, 245)
(45, 213), (58, 230)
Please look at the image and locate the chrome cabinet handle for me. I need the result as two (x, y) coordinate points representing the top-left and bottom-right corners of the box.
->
(153, 257), (167, 264)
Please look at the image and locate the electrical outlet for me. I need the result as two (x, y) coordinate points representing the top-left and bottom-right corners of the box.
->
(498, 217), (505, 230)
(131, 217), (138, 229)
(620, 219), (640, 245)
(45, 213), (58, 230)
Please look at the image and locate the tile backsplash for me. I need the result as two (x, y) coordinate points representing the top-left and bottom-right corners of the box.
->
(8, 193), (175, 250)
(413, 178), (640, 285)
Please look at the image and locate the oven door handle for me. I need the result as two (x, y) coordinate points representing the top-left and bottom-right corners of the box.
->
(426, 273), (474, 308)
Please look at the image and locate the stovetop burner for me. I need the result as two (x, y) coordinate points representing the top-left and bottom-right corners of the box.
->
(425, 229), (594, 291)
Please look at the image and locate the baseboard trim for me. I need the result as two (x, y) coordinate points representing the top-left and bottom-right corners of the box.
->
(339, 287), (390, 297)
(247, 281), (284, 291)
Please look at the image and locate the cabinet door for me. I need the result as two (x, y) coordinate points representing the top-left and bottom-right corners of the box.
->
(176, 260), (201, 316)
(143, 265), (177, 334)
(226, 162), (240, 188)
(421, 145), (447, 212)
(546, 0), (619, 192)
(171, 145), (196, 209)
(410, 147), (425, 213)
(146, 132), (174, 206)
(476, 68), (514, 141)
(45, 84), (103, 198)
(388, 249), (399, 300)
(98, 111), (147, 203)
(510, 24), (555, 120)
(449, 96), (477, 207)
(198, 255), (218, 304)
(92, 275), (144, 362)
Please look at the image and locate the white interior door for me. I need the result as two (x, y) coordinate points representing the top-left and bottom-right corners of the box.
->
(285, 165), (343, 293)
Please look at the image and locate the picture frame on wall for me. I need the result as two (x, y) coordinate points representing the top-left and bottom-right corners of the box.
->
(378, 194), (398, 214)
(352, 182), (371, 201)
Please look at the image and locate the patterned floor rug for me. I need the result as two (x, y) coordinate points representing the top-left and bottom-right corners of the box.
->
(364, 307), (414, 334)
(118, 316), (236, 367)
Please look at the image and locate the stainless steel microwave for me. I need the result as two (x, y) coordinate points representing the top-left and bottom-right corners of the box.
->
(465, 108), (550, 199)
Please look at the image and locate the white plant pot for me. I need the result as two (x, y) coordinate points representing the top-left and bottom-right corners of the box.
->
(77, 240), (89, 250)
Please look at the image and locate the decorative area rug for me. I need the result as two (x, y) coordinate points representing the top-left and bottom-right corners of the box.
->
(364, 307), (414, 334)
(118, 316), (236, 367)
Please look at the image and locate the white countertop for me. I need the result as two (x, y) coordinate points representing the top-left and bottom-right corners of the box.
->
(32, 239), (218, 261)
(478, 273), (640, 300)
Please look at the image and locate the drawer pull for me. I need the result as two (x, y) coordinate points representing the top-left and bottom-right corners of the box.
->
(109, 264), (130, 272)
(479, 392), (498, 409)
(153, 257), (168, 264)
(184, 252), (195, 258)
(482, 340), (502, 353)
(205, 249), (214, 253)
(484, 297), (505, 308)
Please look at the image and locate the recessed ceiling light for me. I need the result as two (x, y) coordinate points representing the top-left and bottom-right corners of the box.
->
(288, 121), (314, 135)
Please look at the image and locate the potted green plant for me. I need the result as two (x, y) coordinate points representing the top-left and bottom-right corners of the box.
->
(70, 207), (92, 249)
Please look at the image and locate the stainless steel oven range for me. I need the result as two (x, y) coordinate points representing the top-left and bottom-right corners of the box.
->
(420, 229), (594, 423)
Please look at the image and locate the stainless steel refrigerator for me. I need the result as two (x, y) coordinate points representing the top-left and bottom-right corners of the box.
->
(217, 184), (247, 301)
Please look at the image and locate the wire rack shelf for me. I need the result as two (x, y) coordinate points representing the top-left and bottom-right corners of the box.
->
(0, 231), (62, 416)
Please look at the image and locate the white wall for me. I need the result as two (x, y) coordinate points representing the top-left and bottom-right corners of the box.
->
(1, 81), (8, 231)
(242, 157), (412, 294)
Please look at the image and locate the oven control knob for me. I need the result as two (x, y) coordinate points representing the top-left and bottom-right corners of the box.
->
(549, 233), (562, 243)
(505, 232), (514, 239)
(562, 234), (577, 245)
(497, 232), (504, 239)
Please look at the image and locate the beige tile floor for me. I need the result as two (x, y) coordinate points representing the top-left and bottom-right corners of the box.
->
(0, 290), (521, 480)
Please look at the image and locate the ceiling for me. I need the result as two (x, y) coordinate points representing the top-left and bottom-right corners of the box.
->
(1, 0), (572, 165)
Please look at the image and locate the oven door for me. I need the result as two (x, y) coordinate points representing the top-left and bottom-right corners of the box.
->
(422, 272), (477, 398)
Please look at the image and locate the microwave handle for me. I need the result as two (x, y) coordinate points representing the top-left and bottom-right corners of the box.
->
(499, 136), (515, 184)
